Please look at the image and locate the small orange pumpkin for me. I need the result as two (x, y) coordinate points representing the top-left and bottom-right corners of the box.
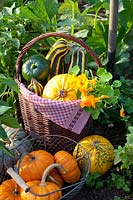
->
(18, 150), (54, 182)
(0, 179), (21, 200)
(54, 150), (81, 183)
(20, 164), (63, 200)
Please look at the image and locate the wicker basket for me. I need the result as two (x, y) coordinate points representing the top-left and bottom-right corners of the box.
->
(2, 133), (90, 200)
(16, 32), (102, 141)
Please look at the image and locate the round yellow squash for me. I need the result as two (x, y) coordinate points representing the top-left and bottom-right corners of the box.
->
(73, 135), (114, 175)
(42, 74), (77, 101)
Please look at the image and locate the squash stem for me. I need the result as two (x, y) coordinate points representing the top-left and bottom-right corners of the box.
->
(40, 163), (66, 186)
(13, 185), (20, 196)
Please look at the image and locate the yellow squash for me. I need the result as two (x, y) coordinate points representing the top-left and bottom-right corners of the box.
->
(42, 74), (77, 101)
(73, 135), (114, 175)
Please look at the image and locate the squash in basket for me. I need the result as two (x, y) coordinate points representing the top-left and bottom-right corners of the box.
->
(22, 55), (50, 82)
(54, 150), (81, 183)
(0, 179), (21, 200)
(42, 74), (77, 101)
(20, 164), (63, 200)
(18, 150), (54, 182)
(73, 135), (114, 175)
(28, 78), (44, 96)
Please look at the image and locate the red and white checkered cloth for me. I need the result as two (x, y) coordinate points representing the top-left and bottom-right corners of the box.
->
(19, 83), (90, 134)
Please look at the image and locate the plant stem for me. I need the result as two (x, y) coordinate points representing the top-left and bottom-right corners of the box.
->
(71, 1), (75, 36)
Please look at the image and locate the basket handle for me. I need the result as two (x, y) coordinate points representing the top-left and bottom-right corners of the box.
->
(7, 167), (29, 192)
(16, 32), (102, 79)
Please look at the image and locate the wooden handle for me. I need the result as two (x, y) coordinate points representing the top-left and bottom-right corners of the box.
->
(7, 167), (29, 192)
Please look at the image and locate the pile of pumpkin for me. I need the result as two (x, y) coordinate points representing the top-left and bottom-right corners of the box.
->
(0, 149), (81, 200)
(0, 134), (114, 200)
(21, 38), (86, 100)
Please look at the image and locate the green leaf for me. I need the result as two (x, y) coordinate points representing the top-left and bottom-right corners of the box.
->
(40, 0), (60, 20)
(86, 22), (108, 55)
(0, 45), (7, 67)
(112, 80), (122, 88)
(114, 152), (122, 165)
(101, 85), (114, 97)
(0, 125), (9, 142)
(1, 32), (12, 40)
(0, 106), (12, 115)
(0, 83), (7, 94)
(0, 141), (13, 156)
(1, 3), (15, 16)
(97, 68), (112, 82)
(68, 65), (80, 75)
(74, 29), (89, 38)
(58, 0), (80, 16)
(126, 131), (133, 144)
(91, 109), (100, 119)
(0, 74), (19, 93)
(11, 38), (20, 49)
(128, 126), (133, 134)
(0, 114), (20, 128)
(20, 0), (59, 23)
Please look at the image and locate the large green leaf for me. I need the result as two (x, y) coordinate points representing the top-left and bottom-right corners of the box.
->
(97, 68), (112, 82)
(0, 74), (19, 93)
(0, 83), (7, 94)
(0, 141), (12, 156)
(101, 85), (114, 97)
(20, 0), (59, 23)
(0, 125), (9, 141)
(39, 0), (60, 20)
(126, 131), (133, 144)
(0, 3), (15, 17)
(0, 114), (20, 128)
(120, 0), (133, 22)
(82, 1), (105, 15)
(85, 22), (108, 56)
(0, 105), (12, 115)
(85, 0), (109, 4)
(58, 0), (80, 16)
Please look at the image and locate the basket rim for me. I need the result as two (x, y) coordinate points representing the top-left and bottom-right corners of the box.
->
(16, 32), (102, 81)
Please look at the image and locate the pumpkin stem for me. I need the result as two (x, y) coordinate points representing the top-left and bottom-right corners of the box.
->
(31, 63), (37, 69)
(13, 185), (20, 196)
(27, 152), (36, 161)
(92, 141), (104, 151)
(58, 89), (67, 98)
(40, 163), (66, 186)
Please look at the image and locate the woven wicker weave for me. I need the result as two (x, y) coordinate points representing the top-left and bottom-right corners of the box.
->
(16, 32), (102, 141)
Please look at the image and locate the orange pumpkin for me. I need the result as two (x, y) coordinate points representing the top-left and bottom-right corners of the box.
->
(0, 179), (21, 200)
(54, 150), (81, 183)
(20, 164), (63, 200)
(73, 135), (114, 175)
(18, 150), (54, 182)
(42, 74), (77, 101)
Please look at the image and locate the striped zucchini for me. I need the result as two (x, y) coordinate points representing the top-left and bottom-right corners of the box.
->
(45, 38), (71, 79)
(68, 47), (86, 74)
(28, 78), (43, 96)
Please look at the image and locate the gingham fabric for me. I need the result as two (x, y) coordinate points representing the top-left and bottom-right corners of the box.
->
(19, 83), (90, 134)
